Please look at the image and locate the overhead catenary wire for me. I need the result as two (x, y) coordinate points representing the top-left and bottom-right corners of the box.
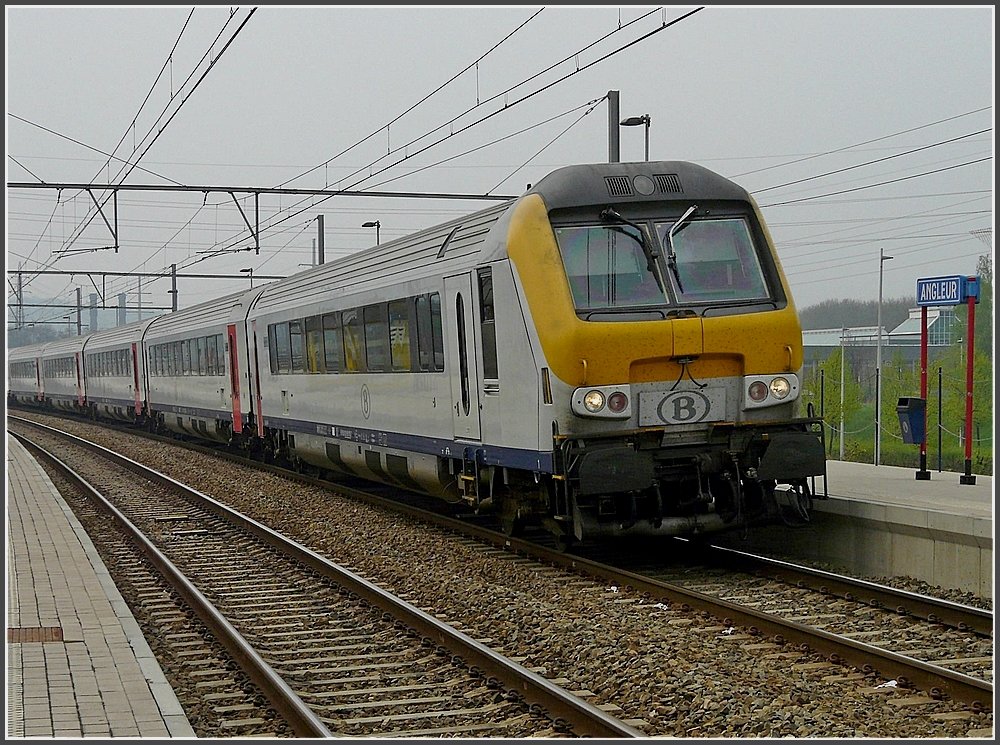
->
(277, 6), (547, 189)
(34, 7), (257, 277)
(8, 11), (990, 328)
(159, 9), (704, 270)
(730, 105), (992, 179)
(13, 8), (656, 308)
(752, 129), (991, 194)
(757, 157), (992, 208)
(12, 8), (259, 310)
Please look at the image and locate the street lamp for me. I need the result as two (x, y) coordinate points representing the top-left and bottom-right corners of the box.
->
(240, 267), (254, 288)
(875, 247), (893, 465)
(620, 113), (651, 161)
(362, 220), (381, 246)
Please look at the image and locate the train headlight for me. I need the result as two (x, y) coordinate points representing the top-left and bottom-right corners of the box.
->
(769, 377), (791, 399)
(572, 385), (632, 419)
(743, 374), (800, 410)
(583, 390), (606, 412)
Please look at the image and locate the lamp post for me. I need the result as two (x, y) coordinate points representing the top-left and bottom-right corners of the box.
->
(620, 114), (651, 161)
(875, 247), (893, 465)
(362, 220), (381, 246)
(240, 267), (254, 288)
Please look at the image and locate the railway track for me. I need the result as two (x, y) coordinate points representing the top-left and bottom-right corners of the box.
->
(8, 411), (994, 736)
(10, 420), (643, 738)
(572, 540), (993, 707)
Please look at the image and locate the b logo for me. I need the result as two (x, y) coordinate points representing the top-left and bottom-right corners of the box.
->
(361, 384), (371, 419)
(657, 390), (711, 424)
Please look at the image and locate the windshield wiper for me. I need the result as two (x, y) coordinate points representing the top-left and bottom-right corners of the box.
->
(599, 207), (666, 292)
(665, 204), (698, 294)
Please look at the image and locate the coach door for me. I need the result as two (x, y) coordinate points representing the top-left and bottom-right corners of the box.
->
(74, 352), (84, 406)
(444, 274), (482, 441)
(130, 343), (142, 415)
(226, 324), (243, 434)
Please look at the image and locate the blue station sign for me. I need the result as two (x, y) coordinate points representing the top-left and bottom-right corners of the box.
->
(915, 275), (973, 306)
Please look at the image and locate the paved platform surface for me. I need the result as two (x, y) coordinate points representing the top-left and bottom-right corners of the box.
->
(6, 435), (195, 738)
(822, 459), (993, 519)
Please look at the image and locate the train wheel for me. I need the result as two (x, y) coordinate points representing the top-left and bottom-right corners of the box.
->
(552, 531), (574, 553)
(498, 497), (525, 538)
(541, 517), (574, 553)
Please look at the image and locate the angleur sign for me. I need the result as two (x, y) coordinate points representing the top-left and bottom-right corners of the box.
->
(913, 274), (981, 484)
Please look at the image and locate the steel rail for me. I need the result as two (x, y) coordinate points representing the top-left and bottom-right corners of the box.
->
(702, 543), (994, 637)
(180, 435), (996, 709)
(9, 418), (644, 739)
(12, 430), (335, 739)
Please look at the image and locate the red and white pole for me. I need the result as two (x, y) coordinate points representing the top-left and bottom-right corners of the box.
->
(960, 281), (976, 485)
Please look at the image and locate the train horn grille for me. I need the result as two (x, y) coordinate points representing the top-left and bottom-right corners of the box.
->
(604, 176), (633, 197)
(655, 174), (684, 193)
(653, 173), (684, 194)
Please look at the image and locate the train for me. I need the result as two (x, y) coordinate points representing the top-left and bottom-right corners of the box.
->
(8, 160), (827, 548)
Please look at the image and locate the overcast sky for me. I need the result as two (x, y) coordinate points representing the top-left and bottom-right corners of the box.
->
(5, 5), (994, 329)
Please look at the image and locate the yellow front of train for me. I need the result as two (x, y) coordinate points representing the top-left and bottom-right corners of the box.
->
(503, 162), (826, 542)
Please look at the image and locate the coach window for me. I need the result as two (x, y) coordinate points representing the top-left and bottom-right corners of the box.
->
(364, 304), (389, 372)
(289, 320), (306, 373)
(414, 295), (433, 371)
(477, 268), (498, 383)
(195, 336), (208, 375)
(305, 316), (325, 373)
(322, 313), (343, 373)
(204, 337), (215, 376)
(172, 342), (181, 376)
(205, 336), (215, 375)
(274, 323), (292, 373)
(342, 309), (365, 372)
(217, 335), (226, 376)
(267, 325), (278, 373)
(430, 292), (444, 371)
(183, 339), (193, 375)
(388, 300), (412, 372)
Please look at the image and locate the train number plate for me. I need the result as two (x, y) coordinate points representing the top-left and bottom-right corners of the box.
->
(639, 387), (727, 426)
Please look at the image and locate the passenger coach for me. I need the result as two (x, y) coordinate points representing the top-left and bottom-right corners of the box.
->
(6, 160), (826, 550)
(84, 319), (155, 422)
(40, 335), (88, 412)
(144, 287), (263, 443)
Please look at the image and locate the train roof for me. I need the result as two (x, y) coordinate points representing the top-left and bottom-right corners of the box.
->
(251, 200), (514, 315)
(145, 286), (265, 337)
(8, 342), (45, 362)
(84, 317), (158, 349)
(526, 160), (752, 211)
(38, 334), (88, 358)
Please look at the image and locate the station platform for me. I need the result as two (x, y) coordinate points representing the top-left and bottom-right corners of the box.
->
(821, 459), (992, 520)
(724, 458), (994, 599)
(5, 435), (195, 738)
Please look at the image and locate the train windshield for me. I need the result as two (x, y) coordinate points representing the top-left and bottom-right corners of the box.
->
(653, 217), (769, 303)
(554, 225), (668, 309)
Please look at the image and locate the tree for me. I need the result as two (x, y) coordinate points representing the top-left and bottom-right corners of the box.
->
(803, 346), (865, 456)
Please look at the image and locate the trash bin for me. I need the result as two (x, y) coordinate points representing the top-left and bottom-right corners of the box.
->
(896, 397), (926, 444)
